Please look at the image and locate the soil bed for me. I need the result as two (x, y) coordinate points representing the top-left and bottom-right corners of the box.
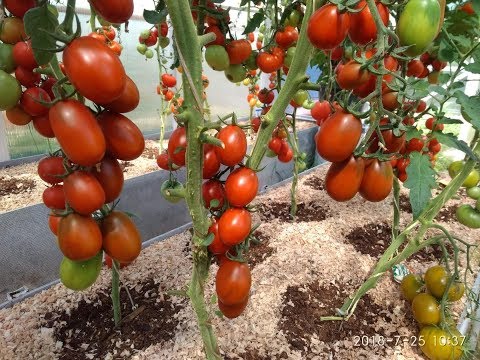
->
(0, 165), (478, 360)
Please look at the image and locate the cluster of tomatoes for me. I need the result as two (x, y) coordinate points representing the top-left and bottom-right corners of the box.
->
(407, 52), (447, 84)
(137, 22), (169, 59)
(88, 26), (123, 56)
(449, 161), (480, 229)
(400, 266), (465, 360)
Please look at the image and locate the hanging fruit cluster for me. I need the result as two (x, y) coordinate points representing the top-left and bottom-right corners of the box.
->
(88, 25), (123, 56)
(137, 21), (170, 59)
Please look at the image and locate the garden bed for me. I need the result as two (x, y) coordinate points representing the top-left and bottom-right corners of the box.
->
(0, 165), (478, 359)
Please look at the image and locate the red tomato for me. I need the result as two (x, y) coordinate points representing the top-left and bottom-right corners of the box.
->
(12, 41), (37, 70)
(325, 156), (365, 201)
(311, 101), (331, 126)
(15, 66), (41, 87)
(89, 0), (133, 23)
(307, 4), (350, 50)
(102, 211), (142, 263)
(416, 100), (427, 113)
(168, 127), (187, 166)
(256, 51), (283, 73)
(218, 208), (251, 246)
(382, 91), (400, 111)
(316, 110), (362, 162)
(32, 114), (55, 138)
(226, 39), (252, 65)
(49, 99), (106, 166)
(275, 26), (299, 48)
(4, 0), (36, 18)
(42, 184), (66, 210)
(225, 167), (258, 207)
(38, 156), (65, 184)
(98, 111), (145, 161)
(161, 73), (177, 88)
(101, 76), (139, 113)
(156, 150), (174, 170)
(20, 87), (51, 116)
(215, 260), (251, 305)
(278, 142), (294, 162)
(215, 125), (247, 166)
(48, 213), (61, 236)
(432, 59), (447, 71)
(203, 144), (221, 179)
(407, 138), (424, 152)
(396, 158), (410, 172)
(159, 22), (168, 37)
(359, 159), (393, 202)
(218, 297), (248, 319)
(40, 77), (57, 99)
(64, 171), (106, 215)
(93, 156), (124, 203)
(425, 117), (444, 131)
(429, 141), (441, 154)
(407, 59), (425, 77)
(58, 213), (103, 261)
(202, 179), (225, 210)
(348, 1), (389, 45)
(63, 36), (126, 104)
(336, 60), (370, 90)
(207, 220), (230, 255)
(258, 88), (274, 104)
(104, 254), (130, 269)
(5, 105), (32, 126)
(88, 32), (107, 43)
(268, 137), (283, 154)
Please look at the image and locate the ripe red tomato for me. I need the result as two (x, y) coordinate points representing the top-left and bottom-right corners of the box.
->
(325, 156), (365, 201)
(202, 179), (225, 210)
(63, 36), (126, 104)
(156, 150), (174, 170)
(256, 51), (283, 73)
(336, 60), (370, 90)
(207, 220), (230, 255)
(251, 117), (261, 133)
(275, 26), (299, 48)
(429, 141), (441, 154)
(278, 141), (294, 162)
(98, 111), (145, 161)
(15, 66), (41, 87)
(161, 73), (177, 88)
(258, 88), (274, 104)
(218, 208), (251, 246)
(396, 158), (410, 172)
(32, 115), (55, 138)
(38, 156), (65, 184)
(104, 254), (130, 269)
(64, 171), (106, 215)
(203, 144), (221, 179)
(311, 101), (331, 126)
(48, 213), (61, 236)
(226, 39), (252, 65)
(49, 99), (106, 166)
(215, 125), (247, 166)
(215, 260), (251, 305)
(407, 59), (425, 77)
(4, 0), (36, 18)
(218, 297), (248, 319)
(268, 137), (282, 154)
(88, 31), (107, 43)
(168, 126), (187, 166)
(102, 211), (142, 263)
(108, 41), (122, 56)
(359, 159), (393, 202)
(40, 77), (57, 99)
(348, 1), (389, 45)
(12, 41), (37, 70)
(5, 105), (32, 126)
(432, 59), (447, 71)
(225, 167), (258, 207)
(42, 184), (66, 210)
(20, 87), (51, 116)
(316, 110), (362, 162)
(416, 100), (427, 113)
(307, 4), (350, 50)
(406, 138), (424, 152)
(101, 76), (139, 113)
(382, 91), (400, 111)
(89, 0), (133, 23)
(58, 213), (102, 261)
(425, 117), (444, 131)
(93, 156), (124, 203)
(159, 22), (168, 37)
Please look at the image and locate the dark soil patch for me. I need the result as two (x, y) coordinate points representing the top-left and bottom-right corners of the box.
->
(43, 279), (185, 360)
(247, 231), (275, 269)
(435, 205), (457, 222)
(398, 194), (412, 213)
(303, 175), (324, 191)
(258, 201), (330, 223)
(142, 145), (159, 160)
(344, 222), (391, 258)
(224, 349), (288, 360)
(278, 281), (415, 356)
(0, 176), (35, 196)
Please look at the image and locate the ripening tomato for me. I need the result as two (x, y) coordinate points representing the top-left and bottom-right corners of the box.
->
(205, 45), (230, 71)
(226, 39), (252, 65)
(101, 76), (139, 113)
(348, 1), (389, 45)
(58, 213), (103, 261)
(207, 220), (230, 255)
(102, 211), (142, 263)
(98, 111), (145, 161)
(225, 167), (258, 207)
(218, 297), (248, 319)
(12, 41), (37, 70)
(63, 171), (106, 215)
(38, 156), (65, 184)
(215, 260), (251, 305)
(93, 156), (124, 203)
(49, 99), (106, 166)
(307, 4), (350, 50)
(325, 156), (365, 201)
(42, 184), (66, 210)
(218, 208), (251, 246)
(311, 101), (331, 126)
(5, 105), (32, 126)
(4, 0), (36, 18)
(419, 326), (463, 360)
(0, 17), (27, 45)
(336, 60), (370, 90)
(48, 213), (61, 235)
(316, 110), (362, 162)
(20, 87), (51, 116)
(168, 126), (187, 166)
(63, 36), (126, 104)
(89, 0), (133, 23)
(202, 179), (225, 210)
(215, 125), (247, 166)
(203, 144), (221, 179)
(359, 159), (393, 202)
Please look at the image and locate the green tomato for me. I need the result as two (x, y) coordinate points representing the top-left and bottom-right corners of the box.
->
(448, 160), (463, 178)
(419, 326), (463, 360)
(397, 0), (441, 56)
(302, 99), (315, 110)
(467, 186), (480, 199)
(0, 43), (16, 73)
(140, 29), (151, 40)
(60, 251), (102, 291)
(464, 169), (480, 188)
(137, 43), (147, 55)
(205, 45), (230, 71)
(400, 273), (423, 302)
(257, 33), (264, 42)
(161, 179), (184, 203)
(145, 49), (154, 59)
(0, 70), (21, 111)
(292, 89), (308, 107)
(224, 64), (247, 83)
(297, 160), (307, 172)
(159, 37), (170, 48)
(284, 46), (295, 68)
(245, 51), (258, 71)
(476, 198), (480, 211)
(285, 9), (301, 27)
(259, 24), (266, 34)
(456, 204), (480, 228)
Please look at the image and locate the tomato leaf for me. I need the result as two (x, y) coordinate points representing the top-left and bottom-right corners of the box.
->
(405, 127), (423, 141)
(438, 117), (463, 125)
(404, 152), (436, 219)
(464, 62), (480, 74)
(434, 132), (479, 161)
(199, 233), (215, 246)
(23, 4), (59, 65)
(454, 91), (480, 130)
(143, 9), (168, 24)
(473, 0), (480, 13)
(243, 11), (264, 35)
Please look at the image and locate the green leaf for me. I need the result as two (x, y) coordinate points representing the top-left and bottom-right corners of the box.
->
(438, 37), (456, 62)
(430, 85), (447, 95)
(23, 4), (59, 65)
(455, 91), (480, 130)
(143, 9), (167, 24)
(473, 0), (480, 14)
(210, 294), (218, 304)
(438, 117), (463, 125)
(405, 127), (423, 141)
(464, 62), (480, 74)
(243, 11), (264, 35)
(434, 132), (479, 161)
(404, 152), (437, 219)
(199, 233), (215, 247)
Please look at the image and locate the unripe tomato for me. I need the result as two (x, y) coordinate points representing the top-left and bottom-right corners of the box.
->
(456, 204), (480, 228)
(225, 64), (247, 83)
(225, 167), (259, 207)
(419, 326), (463, 360)
(60, 251), (103, 291)
(400, 273), (423, 302)
(0, 17), (27, 45)
(205, 45), (230, 71)
(411, 293), (440, 325)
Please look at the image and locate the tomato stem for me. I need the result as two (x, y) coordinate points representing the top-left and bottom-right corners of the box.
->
(61, 0), (77, 36)
(289, 108), (299, 218)
(111, 260), (122, 327)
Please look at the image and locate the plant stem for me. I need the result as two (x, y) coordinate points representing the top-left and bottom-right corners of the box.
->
(248, 0), (315, 170)
(61, 0), (76, 35)
(89, 5), (96, 33)
(111, 260), (121, 327)
(289, 108), (299, 218)
(392, 177), (400, 240)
